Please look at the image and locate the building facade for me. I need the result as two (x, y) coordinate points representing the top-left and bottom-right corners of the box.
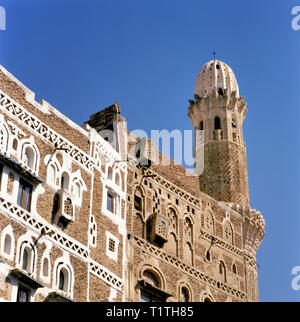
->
(0, 59), (265, 302)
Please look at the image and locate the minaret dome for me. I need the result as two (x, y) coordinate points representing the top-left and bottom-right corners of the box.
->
(194, 60), (239, 98)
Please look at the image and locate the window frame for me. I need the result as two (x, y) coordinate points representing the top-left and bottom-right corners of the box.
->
(17, 178), (33, 212)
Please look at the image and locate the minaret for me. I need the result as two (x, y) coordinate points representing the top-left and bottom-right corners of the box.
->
(188, 59), (249, 207)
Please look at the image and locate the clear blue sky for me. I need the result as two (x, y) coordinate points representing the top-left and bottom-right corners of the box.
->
(0, 0), (299, 302)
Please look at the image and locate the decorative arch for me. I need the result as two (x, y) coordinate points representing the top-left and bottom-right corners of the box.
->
(46, 161), (60, 187)
(133, 185), (145, 214)
(183, 214), (194, 243)
(223, 220), (234, 245)
(1, 224), (15, 261)
(219, 260), (227, 283)
(20, 136), (40, 174)
(203, 210), (215, 235)
(114, 171), (120, 186)
(166, 206), (179, 234)
(40, 241), (52, 283)
(183, 241), (193, 266)
(60, 171), (70, 190)
(0, 115), (10, 153)
(53, 253), (74, 297)
(177, 281), (193, 302)
(16, 233), (37, 276)
(164, 206), (179, 256)
(139, 264), (166, 290)
(71, 170), (87, 205)
(200, 291), (215, 302)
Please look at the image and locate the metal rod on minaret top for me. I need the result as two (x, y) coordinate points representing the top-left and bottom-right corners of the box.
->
(213, 52), (216, 61)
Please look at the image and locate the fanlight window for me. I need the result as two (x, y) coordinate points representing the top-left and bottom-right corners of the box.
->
(4, 234), (11, 255)
(23, 147), (35, 169)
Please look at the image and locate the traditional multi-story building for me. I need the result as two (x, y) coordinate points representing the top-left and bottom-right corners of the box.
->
(124, 59), (265, 302)
(0, 65), (128, 302)
(0, 58), (265, 302)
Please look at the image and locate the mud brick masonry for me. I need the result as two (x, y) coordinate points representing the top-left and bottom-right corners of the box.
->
(0, 59), (265, 302)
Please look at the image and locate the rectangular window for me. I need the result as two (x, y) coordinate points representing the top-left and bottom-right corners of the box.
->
(107, 192), (114, 213)
(17, 179), (33, 212)
(108, 238), (115, 252)
(17, 285), (30, 302)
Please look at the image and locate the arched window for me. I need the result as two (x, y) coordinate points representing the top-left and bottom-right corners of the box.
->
(0, 124), (8, 152)
(180, 287), (190, 302)
(219, 261), (226, 282)
(223, 221), (234, 245)
(204, 211), (214, 234)
(183, 242), (193, 266)
(143, 270), (159, 288)
(134, 187), (144, 212)
(4, 234), (11, 255)
(12, 138), (18, 151)
(115, 173), (120, 186)
(206, 249), (211, 261)
(233, 263), (237, 275)
(214, 116), (221, 130)
(108, 167), (113, 180)
(140, 270), (163, 302)
(61, 172), (70, 190)
(42, 258), (49, 277)
(73, 182), (81, 198)
(48, 165), (56, 186)
(22, 246), (32, 272)
(23, 147), (35, 169)
(58, 267), (69, 292)
(184, 217), (193, 242)
(204, 297), (213, 302)
(59, 270), (65, 291)
(199, 121), (204, 131)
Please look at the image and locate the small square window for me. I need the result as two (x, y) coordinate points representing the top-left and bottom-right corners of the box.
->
(109, 239), (115, 252)
(106, 232), (119, 262)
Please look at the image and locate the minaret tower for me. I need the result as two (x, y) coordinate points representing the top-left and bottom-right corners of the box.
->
(188, 59), (249, 206)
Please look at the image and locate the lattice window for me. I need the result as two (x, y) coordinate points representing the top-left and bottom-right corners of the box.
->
(157, 219), (168, 237)
(106, 232), (119, 262)
(108, 239), (115, 252)
(167, 208), (177, 232)
(64, 198), (73, 216)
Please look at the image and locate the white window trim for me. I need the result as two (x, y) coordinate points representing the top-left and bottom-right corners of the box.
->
(1, 225), (15, 261)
